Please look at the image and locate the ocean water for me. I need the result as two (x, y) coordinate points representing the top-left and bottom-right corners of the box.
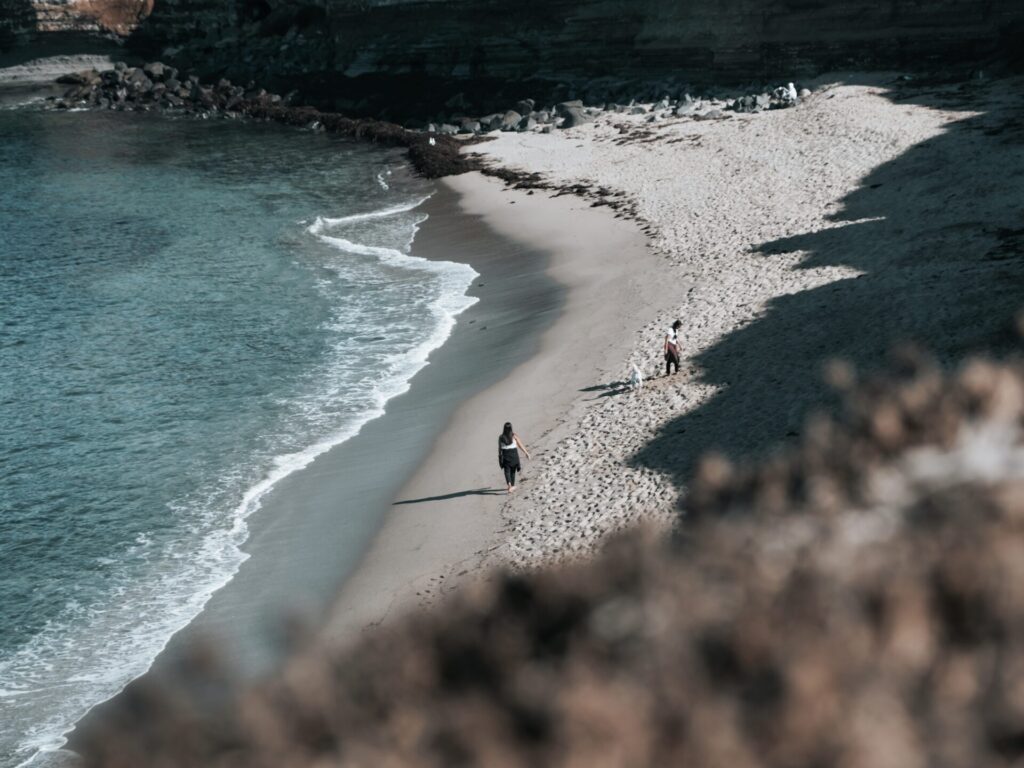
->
(0, 107), (476, 766)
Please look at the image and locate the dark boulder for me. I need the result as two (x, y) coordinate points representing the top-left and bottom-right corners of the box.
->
(479, 113), (502, 131)
(143, 61), (167, 81)
(55, 70), (98, 85)
(128, 72), (153, 92)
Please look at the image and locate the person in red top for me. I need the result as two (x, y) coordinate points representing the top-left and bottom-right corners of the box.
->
(664, 319), (682, 376)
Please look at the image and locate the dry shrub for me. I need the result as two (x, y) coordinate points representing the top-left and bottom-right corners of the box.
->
(83, 350), (1024, 768)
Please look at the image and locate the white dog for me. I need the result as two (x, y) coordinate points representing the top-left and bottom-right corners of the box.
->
(628, 363), (644, 391)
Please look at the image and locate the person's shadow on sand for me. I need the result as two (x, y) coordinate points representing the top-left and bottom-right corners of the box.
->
(580, 381), (632, 399)
(632, 76), (1024, 506)
(393, 487), (507, 505)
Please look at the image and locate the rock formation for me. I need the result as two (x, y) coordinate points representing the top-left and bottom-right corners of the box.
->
(6, 0), (1023, 118)
(0, 0), (150, 51)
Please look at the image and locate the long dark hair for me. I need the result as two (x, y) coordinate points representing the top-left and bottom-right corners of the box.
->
(501, 422), (514, 444)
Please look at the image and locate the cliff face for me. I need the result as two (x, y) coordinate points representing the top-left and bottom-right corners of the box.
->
(0, 0), (36, 50)
(0, 0), (150, 52)
(127, 0), (1022, 116)
(6, 0), (1022, 114)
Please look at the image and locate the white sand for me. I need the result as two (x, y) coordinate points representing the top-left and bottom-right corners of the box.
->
(472, 74), (1023, 567)
(327, 73), (1023, 645)
(326, 175), (675, 646)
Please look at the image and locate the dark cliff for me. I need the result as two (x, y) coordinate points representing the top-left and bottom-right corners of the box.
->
(0, 0), (35, 51)
(124, 0), (1022, 117)
(0, 0), (150, 56)
(6, 0), (1023, 118)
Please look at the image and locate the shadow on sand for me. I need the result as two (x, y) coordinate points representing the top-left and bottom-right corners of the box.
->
(632, 75), (1024, 504)
(393, 487), (507, 505)
(580, 380), (634, 399)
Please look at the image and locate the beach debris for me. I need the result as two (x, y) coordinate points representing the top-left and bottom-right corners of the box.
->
(515, 98), (536, 115)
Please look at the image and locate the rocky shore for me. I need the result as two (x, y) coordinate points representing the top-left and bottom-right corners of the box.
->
(47, 59), (815, 178)
(48, 60), (483, 177)
(53, 60), (811, 127)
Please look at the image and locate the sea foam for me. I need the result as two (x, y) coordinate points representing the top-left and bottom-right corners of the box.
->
(4, 183), (476, 768)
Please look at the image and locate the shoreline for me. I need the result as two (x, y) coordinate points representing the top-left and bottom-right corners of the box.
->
(325, 171), (677, 648)
(63, 168), (566, 762)
(69, 164), (672, 763)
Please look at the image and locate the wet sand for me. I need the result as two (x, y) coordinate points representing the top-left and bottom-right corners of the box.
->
(326, 172), (676, 648)
(68, 172), (573, 751)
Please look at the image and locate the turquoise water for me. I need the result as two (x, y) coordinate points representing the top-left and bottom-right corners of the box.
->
(0, 108), (476, 765)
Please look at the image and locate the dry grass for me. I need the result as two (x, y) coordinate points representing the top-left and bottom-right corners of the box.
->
(79, 345), (1024, 768)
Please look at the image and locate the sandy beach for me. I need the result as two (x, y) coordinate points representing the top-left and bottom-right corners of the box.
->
(326, 171), (676, 646)
(23, 65), (1022, 764)
(324, 71), (1024, 646)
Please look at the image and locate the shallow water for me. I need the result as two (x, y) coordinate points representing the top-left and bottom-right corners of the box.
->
(0, 108), (475, 766)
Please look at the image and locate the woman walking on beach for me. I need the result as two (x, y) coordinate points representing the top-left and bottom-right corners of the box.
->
(665, 319), (682, 376)
(498, 421), (531, 493)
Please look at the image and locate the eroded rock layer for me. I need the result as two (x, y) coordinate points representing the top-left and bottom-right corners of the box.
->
(143, 0), (1022, 116)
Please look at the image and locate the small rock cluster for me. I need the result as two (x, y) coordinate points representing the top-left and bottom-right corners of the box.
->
(52, 60), (295, 114)
(51, 62), (812, 137)
(425, 83), (810, 136)
(48, 61), (490, 179)
(428, 98), (597, 135)
(731, 81), (812, 113)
